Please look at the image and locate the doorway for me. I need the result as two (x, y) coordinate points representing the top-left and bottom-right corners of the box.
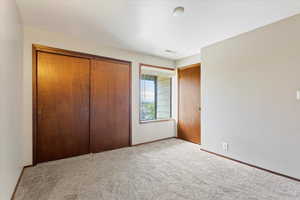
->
(178, 64), (201, 144)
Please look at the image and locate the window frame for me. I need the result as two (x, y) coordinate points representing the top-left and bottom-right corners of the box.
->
(139, 63), (175, 124)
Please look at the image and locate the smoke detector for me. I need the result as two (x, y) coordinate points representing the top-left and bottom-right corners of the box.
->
(173, 7), (184, 16)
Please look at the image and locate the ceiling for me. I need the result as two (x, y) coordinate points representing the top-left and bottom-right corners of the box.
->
(16, 0), (300, 60)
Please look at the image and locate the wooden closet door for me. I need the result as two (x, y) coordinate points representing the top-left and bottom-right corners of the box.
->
(91, 59), (130, 152)
(37, 52), (90, 163)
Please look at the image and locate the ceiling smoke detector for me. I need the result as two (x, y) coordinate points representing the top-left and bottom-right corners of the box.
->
(173, 6), (184, 16)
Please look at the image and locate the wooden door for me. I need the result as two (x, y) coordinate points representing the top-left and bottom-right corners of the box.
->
(90, 59), (130, 152)
(37, 52), (90, 163)
(178, 64), (201, 144)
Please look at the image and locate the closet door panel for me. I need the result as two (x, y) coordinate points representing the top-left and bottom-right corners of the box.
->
(91, 59), (130, 152)
(37, 52), (90, 163)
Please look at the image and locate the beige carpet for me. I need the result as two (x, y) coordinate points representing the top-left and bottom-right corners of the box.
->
(15, 139), (300, 200)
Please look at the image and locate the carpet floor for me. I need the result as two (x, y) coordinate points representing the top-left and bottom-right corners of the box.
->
(14, 139), (300, 200)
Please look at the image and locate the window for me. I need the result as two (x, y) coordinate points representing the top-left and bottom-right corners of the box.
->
(140, 64), (175, 122)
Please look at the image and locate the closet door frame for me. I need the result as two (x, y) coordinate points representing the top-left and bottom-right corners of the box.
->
(32, 44), (132, 165)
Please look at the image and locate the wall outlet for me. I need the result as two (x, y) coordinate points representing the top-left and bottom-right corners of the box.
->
(222, 142), (229, 152)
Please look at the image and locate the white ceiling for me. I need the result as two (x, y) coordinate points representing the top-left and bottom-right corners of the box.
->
(16, 0), (300, 60)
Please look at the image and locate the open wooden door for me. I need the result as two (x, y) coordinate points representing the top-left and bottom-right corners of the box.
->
(178, 64), (201, 144)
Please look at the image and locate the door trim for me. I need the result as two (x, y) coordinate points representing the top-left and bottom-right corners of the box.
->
(32, 44), (132, 165)
(177, 63), (201, 144)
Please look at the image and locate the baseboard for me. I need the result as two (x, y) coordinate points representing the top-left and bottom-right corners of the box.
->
(132, 137), (176, 146)
(11, 165), (33, 200)
(201, 148), (299, 182)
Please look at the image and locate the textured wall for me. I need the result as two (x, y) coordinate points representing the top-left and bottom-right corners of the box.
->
(201, 14), (300, 178)
(176, 53), (201, 68)
(0, 0), (23, 199)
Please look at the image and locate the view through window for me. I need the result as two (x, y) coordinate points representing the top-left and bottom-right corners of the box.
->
(140, 65), (174, 122)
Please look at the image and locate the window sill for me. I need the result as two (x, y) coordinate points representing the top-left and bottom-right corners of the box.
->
(139, 119), (175, 124)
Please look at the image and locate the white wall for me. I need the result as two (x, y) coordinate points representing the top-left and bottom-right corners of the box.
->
(201, 14), (300, 179)
(0, 0), (23, 199)
(22, 27), (176, 166)
(175, 53), (201, 68)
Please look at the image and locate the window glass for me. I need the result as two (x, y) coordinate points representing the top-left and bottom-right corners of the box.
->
(140, 75), (156, 121)
(140, 65), (174, 122)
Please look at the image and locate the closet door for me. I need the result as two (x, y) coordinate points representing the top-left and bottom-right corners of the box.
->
(37, 52), (90, 163)
(91, 59), (130, 152)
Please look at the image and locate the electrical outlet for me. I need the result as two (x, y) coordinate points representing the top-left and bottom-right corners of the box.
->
(222, 142), (228, 152)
